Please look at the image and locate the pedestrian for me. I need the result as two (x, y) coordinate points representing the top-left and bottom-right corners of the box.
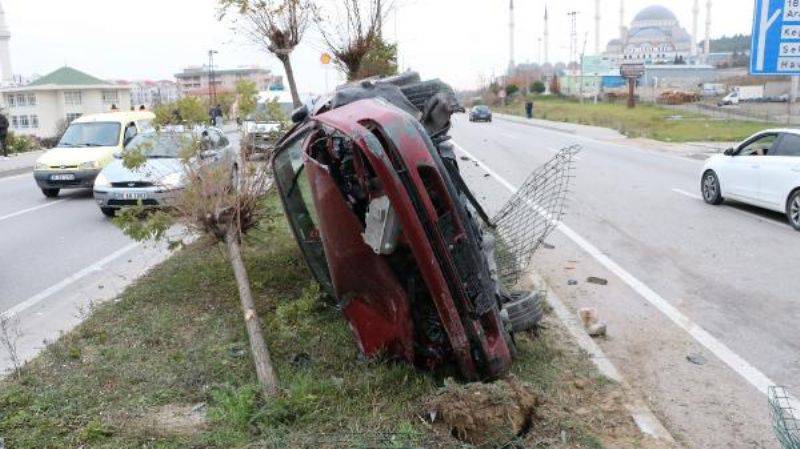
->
(0, 110), (8, 158)
(214, 104), (224, 127)
(525, 101), (533, 119)
(139, 104), (146, 111)
(110, 104), (119, 112)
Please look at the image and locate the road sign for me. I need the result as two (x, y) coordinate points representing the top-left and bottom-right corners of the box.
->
(751, 0), (800, 75)
(620, 63), (645, 78)
(321, 53), (332, 65)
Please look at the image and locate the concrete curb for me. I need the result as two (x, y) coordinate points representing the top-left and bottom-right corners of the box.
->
(530, 271), (678, 445)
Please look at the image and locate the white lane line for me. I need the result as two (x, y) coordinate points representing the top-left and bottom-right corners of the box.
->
(672, 188), (789, 230)
(0, 200), (67, 223)
(1, 242), (141, 319)
(672, 188), (702, 200)
(453, 140), (798, 408)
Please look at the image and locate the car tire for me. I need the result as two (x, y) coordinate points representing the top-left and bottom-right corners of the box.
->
(41, 188), (59, 198)
(100, 207), (116, 218)
(786, 190), (800, 231)
(701, 170), (723, 205)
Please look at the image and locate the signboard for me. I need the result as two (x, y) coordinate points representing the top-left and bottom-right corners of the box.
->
(620, 63), (645, 78)
(582, 55), (616, 77)
(751, 0), (800, 74)
(320, 53), (332, 65)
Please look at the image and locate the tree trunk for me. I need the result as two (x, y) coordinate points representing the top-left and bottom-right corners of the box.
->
(278, 53), (302, 108)
(224, 228), (278, 397)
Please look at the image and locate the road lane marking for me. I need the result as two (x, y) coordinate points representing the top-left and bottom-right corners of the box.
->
(453, 140), (798, 409)
(672, 188), (702, 200)
(1, 242), (141, 319)
(0, 200), (67, 223)
(672, 188), (790, 229)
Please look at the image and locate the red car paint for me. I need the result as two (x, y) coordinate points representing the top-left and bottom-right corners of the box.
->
(275, 99), (513, 380)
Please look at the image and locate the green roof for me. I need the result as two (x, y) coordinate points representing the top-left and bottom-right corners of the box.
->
(27, 66), (110, 87)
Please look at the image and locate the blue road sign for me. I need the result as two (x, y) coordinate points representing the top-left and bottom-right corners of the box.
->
(751, 0), (800, 75)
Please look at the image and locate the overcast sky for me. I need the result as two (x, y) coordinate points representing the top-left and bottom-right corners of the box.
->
(4, 0), (756, 92)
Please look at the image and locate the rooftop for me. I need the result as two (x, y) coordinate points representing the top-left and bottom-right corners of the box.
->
(28, 66), (111, 87)
(633, 5), (678, 23)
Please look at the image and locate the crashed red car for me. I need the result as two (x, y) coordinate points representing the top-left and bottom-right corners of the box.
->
(272, 73), (543, 381)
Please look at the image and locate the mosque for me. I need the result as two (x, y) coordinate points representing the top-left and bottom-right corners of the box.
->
(604, 5), (697, 65)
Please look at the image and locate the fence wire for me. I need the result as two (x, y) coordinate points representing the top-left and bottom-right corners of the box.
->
(769, 386), (800, 449)
(491, 145), (581, 287)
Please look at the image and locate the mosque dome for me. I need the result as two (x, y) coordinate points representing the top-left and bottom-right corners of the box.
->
(633, 5), (678, 22)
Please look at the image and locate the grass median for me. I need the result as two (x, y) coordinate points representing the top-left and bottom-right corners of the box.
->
(0, 194), (659, 448)
(497, 96), (766, 143)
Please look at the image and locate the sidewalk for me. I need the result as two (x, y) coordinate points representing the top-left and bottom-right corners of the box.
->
(0, 150), (43, 178)
(495, 113), (730, 161)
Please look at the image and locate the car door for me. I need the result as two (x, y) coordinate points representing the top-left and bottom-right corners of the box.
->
(758, 132), (800, 211)
(719, 133), (778, 202)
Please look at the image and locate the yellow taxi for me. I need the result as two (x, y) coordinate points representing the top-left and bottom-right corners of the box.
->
(33, 111), (155, 198)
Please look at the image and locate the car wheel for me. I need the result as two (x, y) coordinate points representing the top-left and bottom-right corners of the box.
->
(100, 207), (116, 218)
(41, 188), (59, 198)
(786, 190), (800, 231)
(701, 170), (723, 205)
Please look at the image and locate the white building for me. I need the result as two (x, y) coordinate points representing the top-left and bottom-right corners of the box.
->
(0, 1), (13, 85)
(130, 80), (181, 109)
(605, 5), (694, 65)
(0, 66), (132, 139)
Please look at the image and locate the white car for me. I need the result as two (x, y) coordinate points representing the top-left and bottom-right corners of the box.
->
(701, 129), (800, 230)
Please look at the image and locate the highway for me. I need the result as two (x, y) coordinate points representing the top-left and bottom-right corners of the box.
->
(451, 114), (797, 449)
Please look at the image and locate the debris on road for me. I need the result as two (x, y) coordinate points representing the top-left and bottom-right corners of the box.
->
(568, 279), (579, 285)
(579, 307), (608, 337)
(587, 276), (609, 286)
(426, 376), (537, 445)
(686, 354), (708, 365)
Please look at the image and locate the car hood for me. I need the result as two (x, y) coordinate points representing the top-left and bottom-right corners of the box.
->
(37, 146), (118, 167)
(100, 158), (184, 184)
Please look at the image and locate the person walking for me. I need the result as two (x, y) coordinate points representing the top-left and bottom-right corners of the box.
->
(525, 101), (534, 119)
(0, 110), (9, 158)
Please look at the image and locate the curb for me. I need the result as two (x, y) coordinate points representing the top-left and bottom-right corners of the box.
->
(530, 271), (677, 445)
(0, 166), (32, 179)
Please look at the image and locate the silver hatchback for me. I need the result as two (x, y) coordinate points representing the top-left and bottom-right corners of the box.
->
(93, 128), (238, 217)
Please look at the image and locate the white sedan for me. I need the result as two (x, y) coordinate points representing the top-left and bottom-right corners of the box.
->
(701, 129), (800, 230)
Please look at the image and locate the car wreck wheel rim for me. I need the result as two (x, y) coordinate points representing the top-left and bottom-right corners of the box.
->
(703, 174), (717, 201)
(791, 196), (800, 226)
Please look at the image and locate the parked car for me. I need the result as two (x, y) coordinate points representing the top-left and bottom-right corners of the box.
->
(701, 129), (800, 230)
(93, 127), (237, 217)
(272, 73), (544, 381)
(469, 105), (492, 122)
(33, 111), (155, 198)
(241, 119), (281, 159)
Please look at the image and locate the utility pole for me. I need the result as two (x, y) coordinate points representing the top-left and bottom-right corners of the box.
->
(704, 0), (712, 59)
(580, 33), (588, 103)
(567, 11), (579, 64)
(208, 49), (218, 105)
(508, 0), (515, 74)
(544, 4), (550, 64)
(595, 0), (601, 55)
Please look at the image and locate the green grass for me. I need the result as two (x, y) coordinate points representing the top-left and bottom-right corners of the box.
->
(498, 95), (767, 143)
(0, 194), (651, 448)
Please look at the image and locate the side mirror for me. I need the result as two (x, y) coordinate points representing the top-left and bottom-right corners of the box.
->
(723, 147), (735, 156)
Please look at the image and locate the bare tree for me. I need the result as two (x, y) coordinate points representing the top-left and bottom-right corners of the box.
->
(220, 0), (314, 108)
(0, 313), (23, 380)
(317, 0), (394, 81)
(114, 130), (279, 397)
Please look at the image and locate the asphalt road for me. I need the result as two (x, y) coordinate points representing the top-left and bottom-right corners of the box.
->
(451, 114), (798, 449)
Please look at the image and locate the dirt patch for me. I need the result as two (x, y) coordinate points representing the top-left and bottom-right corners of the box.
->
(426, 375), (538, 446)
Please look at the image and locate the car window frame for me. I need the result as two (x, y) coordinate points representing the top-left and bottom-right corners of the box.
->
(736, 132), (779, 157)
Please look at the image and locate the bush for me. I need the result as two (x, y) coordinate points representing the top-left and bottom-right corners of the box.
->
(530, 81), (546, 95)
(5, 131), (39, 154)
(505, 84), (520, 97)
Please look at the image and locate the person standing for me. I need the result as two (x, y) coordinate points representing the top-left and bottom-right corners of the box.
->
(0, 110), (9, 158)
(525, 101), (534, 119)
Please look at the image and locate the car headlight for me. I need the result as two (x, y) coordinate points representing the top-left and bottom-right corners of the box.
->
(94, 173), (111, 188)
(34, 162), (48, 171)
(80, 160), (99, 170)
(159, 172), (183, 189)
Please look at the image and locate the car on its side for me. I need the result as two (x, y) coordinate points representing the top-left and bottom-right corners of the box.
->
(93, 127), (237, 217)
(469, 105), (492, 122)
(701, 129), (800, 230)
(33, 111), (155, 198)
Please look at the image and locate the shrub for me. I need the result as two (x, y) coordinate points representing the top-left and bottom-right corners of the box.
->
(530, 81), (546, 95)
(5, 131), (39, 154)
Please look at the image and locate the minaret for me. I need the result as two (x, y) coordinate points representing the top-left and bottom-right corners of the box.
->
(619, 0), (625, 39)
(704, 0), (712, 58)
(692, 0), (700, 57)
(543, 4), (550, 64)
(595, 0), (601, 55)
(508, 0), (515, 74)
(0, 1), (12, 85)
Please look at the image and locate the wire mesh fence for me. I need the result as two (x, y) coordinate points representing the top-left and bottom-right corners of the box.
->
(491, 145), (581, 287)
(769, 386), (800, 449)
